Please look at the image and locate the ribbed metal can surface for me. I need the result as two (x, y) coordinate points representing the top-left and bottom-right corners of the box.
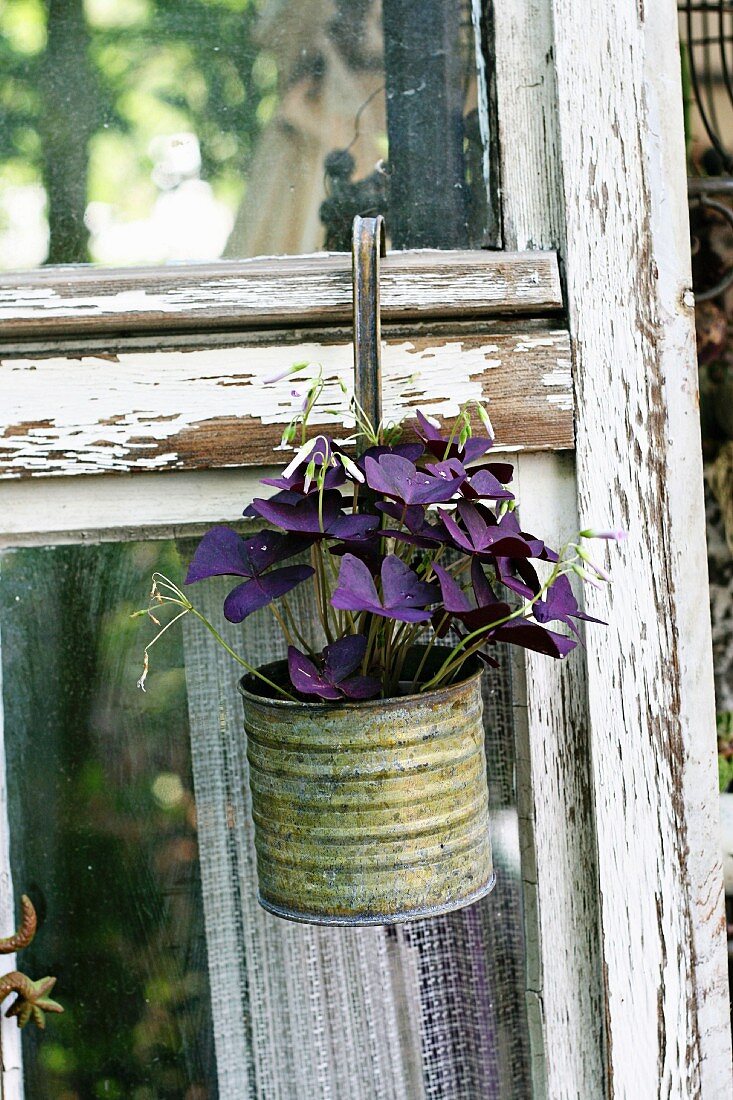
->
(238, 655), (495, 925)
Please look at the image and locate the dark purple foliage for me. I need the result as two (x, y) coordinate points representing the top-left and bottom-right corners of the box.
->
(414, 409), (493, 464)
(332, 553), (438, 623)
(185, 525), (306, 582)
(185, 525), (314, 623)
(488, 619), (577, 658)
(433, 562), (512, 633)
(357, 442), (425, 472)
(534, 574), (606, 638)
(433, 559), (577, 658)
(182, 405), (610, 699)
(287, 636), (380, 700)
(494, 555), (540, 599)
(261, 437), (346, 494)
(461, 467), (515, 502)
(440, 501), (539, 558)
(242, 488), (299, 519)
(377, 500), (449, 547)
(261, 465), (345, 494)
(222, 566), (315, 623)
(328, 537), (385, 574)
(250, 489), (378, 540)
(364, 453), (465, 505)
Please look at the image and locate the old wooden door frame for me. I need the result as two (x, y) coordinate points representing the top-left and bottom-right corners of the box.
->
(494, 0), (732, 1096)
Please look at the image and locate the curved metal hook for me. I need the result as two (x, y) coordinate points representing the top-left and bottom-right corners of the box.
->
(352, 215), (386, 437)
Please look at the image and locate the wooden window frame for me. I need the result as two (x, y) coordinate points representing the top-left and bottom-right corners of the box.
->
(0, 1), (731, 1096)
(0, 246), (572, 1099)
(0, 250), (570, 546)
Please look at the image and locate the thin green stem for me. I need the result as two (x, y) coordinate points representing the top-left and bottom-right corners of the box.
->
(362, 613), (381, 674)
(188, 607), (298, 702)
(383, 622), (395, 696)
(441, 413), (463, 461)
(269, 602), (294, 646)
(280, 596), (315, 654)
(312, 543), (335, 643)
(410, 630), (442, 692)
(420, 554), (578, 692)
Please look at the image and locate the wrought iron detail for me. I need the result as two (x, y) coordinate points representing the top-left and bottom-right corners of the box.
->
(680, 3), (733, 296)
(680, 1), (733, 172)
(689, 178), (733, 300)
(0, 894), (63, 1030)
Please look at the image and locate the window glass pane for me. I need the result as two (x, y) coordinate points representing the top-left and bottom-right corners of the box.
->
(0, 0), (493, 269)
(179, 564), (533, 1099)
(0, 541), (217, 1100)
(1, 534), (533, 1098)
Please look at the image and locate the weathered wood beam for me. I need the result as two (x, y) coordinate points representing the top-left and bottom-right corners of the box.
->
(0, 250), (562, 339)
(0, 325), (573, 479)
(493, 7), (603, 1095)
(497, 1), (731, 1096)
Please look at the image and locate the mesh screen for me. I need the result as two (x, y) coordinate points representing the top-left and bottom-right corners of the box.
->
(182, 573), (532, 1099)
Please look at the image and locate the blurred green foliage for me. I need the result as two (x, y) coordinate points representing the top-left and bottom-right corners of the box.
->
(0, 0), (270, 264)
(1, 541), (217, 1097)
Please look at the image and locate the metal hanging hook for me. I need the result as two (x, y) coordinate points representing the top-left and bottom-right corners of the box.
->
(352, 215), (386, 439)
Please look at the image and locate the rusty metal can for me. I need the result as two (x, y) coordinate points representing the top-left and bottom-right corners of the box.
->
(238, 653), (495, 925)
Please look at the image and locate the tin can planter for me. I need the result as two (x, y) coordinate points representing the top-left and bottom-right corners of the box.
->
(238, 651), (495, 925)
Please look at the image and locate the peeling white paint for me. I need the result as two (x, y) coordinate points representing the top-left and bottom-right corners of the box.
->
(0, 251), (563, 335)
(541, 367), (572, 387)
(0, 331), (573, 477)
(0, 622), (23, 1099)
(545, 394), (574, 410)
(495, 0), (732, 1095)
(513, 336), (559, 351)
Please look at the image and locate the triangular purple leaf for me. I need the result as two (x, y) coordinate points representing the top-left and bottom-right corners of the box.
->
(323, 634), (368, 682)
(186, 526), (255, 584)
(491, 619), (577, 658)
(331, 554), (381, 614)
(223, 564), (314, 622)
(381, 556), (438, 621)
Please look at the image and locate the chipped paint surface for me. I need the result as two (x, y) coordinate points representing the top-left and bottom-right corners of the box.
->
(541, 364), (574, 410)
(0, 251), (563, 337)
(0, 330), (573, 478)
(0, 269), (548, 318)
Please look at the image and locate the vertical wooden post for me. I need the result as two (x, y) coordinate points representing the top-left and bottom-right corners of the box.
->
(493, 4), (605, 1095)
(495, 0), (732, 1095)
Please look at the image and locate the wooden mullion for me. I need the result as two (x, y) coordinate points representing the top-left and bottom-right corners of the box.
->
(493, 5), (604, 1094)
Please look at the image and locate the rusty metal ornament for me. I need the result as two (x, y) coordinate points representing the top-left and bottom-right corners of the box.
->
(0, 894), (63, 1029)
(237, 221), (495, 925)
(0, 893), (36, 953)
(689, 180), (733, 301)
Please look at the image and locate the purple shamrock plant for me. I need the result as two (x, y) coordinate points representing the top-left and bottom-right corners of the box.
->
(287, 635), (380, 701)
(136, 374), (624, 702)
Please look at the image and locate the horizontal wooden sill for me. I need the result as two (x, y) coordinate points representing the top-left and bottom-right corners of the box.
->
(1, 322), (573, 480)
(0, 250), (563, 339)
